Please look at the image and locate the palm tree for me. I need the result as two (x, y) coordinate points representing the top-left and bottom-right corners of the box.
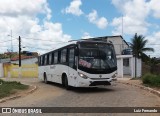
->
(130, 33), (154, 78)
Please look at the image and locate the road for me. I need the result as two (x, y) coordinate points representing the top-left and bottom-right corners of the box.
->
(0, 78), (160, 116)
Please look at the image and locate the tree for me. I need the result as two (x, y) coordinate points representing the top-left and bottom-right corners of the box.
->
(130, 33), (154, 78)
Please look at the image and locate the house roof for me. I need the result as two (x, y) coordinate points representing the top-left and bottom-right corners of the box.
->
(85, 35), (129, 47)
(11, 55), (36, 61)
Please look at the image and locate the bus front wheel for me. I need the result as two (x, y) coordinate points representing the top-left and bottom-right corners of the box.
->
(63, 75), (70, 90)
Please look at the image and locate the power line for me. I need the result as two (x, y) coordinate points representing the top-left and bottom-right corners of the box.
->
(0, 45), (18, 48)
(21, 36), (68, 43)
(0, 39), (17, 43)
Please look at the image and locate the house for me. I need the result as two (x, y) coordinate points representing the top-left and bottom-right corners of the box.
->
(10, 56), (38, 78)
(1, 52), (38, 78)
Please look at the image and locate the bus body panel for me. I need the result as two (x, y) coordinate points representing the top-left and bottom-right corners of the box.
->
(38, 65), (117, 87)
(38, 65), (69, 84)
(68, 67), (77, 86)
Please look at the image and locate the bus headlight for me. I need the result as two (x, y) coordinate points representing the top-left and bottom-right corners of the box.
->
(112, 73), (117, 81)
(78, 72), (88, 79)
(112, 73), (117, 78)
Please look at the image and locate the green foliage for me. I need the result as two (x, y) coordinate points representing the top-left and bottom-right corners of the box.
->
(0, 80), (28, 99)
(142, 73), (160, 87)
(130, 33), (154, 58)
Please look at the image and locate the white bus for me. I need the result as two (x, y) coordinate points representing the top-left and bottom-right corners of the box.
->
(38, 39), (117, 89)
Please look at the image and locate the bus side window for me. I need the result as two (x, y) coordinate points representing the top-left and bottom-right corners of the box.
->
(58, 51), (61, 63)
(47, 54), (49, 65)
(38, 57), (41, 66)
(61, 49), (67, 63)
(51, 52), (54, 64)
(49, 53), (52, 65)
(42, 55), (44, 66)
(69, 48), (75, 69)
(44, 55), (47, 65)
(54, 52), (58, 64)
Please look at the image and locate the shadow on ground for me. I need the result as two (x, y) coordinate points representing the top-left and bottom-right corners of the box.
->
(40, 81), (115, 93)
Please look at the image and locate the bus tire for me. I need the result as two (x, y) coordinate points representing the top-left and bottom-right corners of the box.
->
(64, 75), (70, 90)
(44, 73), (48, 84)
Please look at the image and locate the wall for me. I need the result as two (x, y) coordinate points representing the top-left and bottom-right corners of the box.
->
(117, 57), (123, 78)
(131, 57), (142, 77)
(3, 63), (11, 77)
(0, 63), (4, 78)
(11, 64), (38, 78)
(3, 57), (38, 78)
(117, 55), (142, 78)
(108, 36), (129, 55)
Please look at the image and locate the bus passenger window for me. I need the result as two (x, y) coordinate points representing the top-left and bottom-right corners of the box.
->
(44, 55), (47, 65)
(42, 55), (44, 65)
(61, 49), (67, 63)
(38, 57), (41, 66)
(54, 52), (58, 64)
(47, 54), (49, 65)
(51, 52), (54, 64)
(49, 53), (52, 65)
(69, 48), (75, 68)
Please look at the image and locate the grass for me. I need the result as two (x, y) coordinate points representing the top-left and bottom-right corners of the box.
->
(142, 73), (160, 87)
(0, 79), (29, 99)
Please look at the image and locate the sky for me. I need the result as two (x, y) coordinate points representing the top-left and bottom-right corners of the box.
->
(0, 0), (160, 57)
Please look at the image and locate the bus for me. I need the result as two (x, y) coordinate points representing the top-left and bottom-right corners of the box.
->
(38, 39), (117, 89)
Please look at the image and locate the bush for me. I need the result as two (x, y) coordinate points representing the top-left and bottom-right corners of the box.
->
(142, 73), (160, 87)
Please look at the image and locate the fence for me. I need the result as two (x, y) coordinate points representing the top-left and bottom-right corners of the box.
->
(3, 63), (38, 78)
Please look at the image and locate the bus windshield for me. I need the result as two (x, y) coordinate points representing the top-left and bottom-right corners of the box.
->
(78, 42), (117, 74)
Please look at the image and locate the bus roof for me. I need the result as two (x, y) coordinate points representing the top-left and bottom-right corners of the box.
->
(40, 39), (112, 56)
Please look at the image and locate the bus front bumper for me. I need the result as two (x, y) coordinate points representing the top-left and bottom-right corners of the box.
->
(76, 78), (113, 87)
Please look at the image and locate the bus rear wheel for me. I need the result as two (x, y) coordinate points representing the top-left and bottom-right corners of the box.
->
(44, 73), (48, 84)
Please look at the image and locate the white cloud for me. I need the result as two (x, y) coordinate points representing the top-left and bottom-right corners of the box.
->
(87, 10), (108, 29)
(145, 31), (160, 57)
(0, 0), (71, 54)
(0, 0), (51, 20)
(81, 32), (93, 39)
(148, 0), (160, 18)
(111, 0), (160, 36)
(111, 16), (148, 35)
(147, 32), (160, 45)
(111, 0), (150, 35)
(63, 0), (83, 16)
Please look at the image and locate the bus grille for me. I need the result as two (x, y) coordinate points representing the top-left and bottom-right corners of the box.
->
(90, 78), (110, 80)
(89, 81), (111, 86)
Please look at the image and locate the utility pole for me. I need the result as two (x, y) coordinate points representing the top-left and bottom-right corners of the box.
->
(135, 53), (137, 78)
(122, 16), (123, 37)
(11, 30), (13, 52)
(121, 16), (124, 51)
(19, 36), (21, 67)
